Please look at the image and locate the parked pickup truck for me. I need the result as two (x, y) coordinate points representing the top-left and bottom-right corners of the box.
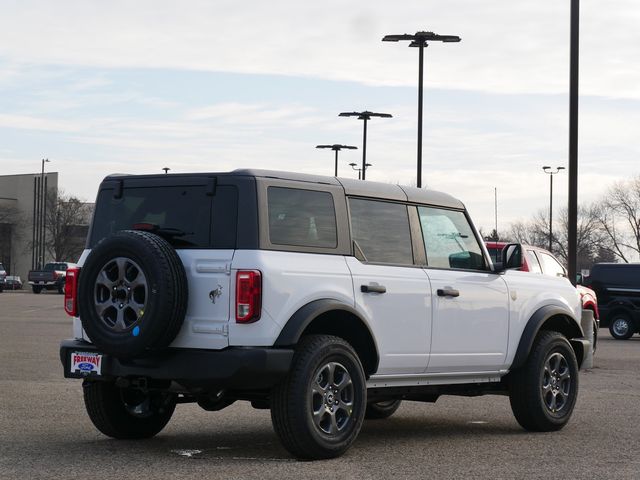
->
(28, 262), (77, 294)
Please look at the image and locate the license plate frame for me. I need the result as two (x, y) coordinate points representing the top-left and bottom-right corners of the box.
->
(69, 351), (103, 377)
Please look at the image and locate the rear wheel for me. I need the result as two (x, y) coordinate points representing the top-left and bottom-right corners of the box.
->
(271, 335), (366, 459)
(609, 314), (634, 340)
(83, 380), (176, 439)
(365, 400), (402, 420)
(509, 331), (579, 431)
(32, 285), (42, 294)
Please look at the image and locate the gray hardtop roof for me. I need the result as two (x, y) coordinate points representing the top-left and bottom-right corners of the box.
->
(102, 168), (464, 209)
(233, 169), (464, 209)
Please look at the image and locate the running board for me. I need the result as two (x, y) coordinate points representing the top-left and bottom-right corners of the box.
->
(367, 370), (507, 388)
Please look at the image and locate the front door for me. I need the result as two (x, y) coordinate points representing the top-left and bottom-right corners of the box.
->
(417, 206), (509, 373)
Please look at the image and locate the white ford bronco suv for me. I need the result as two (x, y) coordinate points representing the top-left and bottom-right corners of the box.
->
(60, 169), (589, 459)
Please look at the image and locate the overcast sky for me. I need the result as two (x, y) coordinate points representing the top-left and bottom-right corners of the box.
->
(1, 0), (639, 231)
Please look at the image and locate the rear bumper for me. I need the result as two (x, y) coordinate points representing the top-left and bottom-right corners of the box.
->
(60, 339), (293, 390)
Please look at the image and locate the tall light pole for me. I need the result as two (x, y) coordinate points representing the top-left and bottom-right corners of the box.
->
(349, 162), (372, 180)
(339, 111), (392, 180)
(316, 144), (357, 177)
(543, 166), (565, 252)
(382, 31), (461, 188)
(568, 0), (580, 285)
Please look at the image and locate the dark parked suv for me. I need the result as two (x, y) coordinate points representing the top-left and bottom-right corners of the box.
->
(583, 263), (640, 340)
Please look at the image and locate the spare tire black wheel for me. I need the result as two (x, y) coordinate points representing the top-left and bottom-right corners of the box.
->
(78, 230), (188, 358)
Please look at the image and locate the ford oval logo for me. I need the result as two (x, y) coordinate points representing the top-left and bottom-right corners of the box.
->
(78, 362), (94, 372)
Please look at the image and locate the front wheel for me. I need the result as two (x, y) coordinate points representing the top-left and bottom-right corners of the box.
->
(509, 331), (579, 431)
(271, 335), (366, 460)
(83, 380), (177, 439)
(609, 314), (634, 340)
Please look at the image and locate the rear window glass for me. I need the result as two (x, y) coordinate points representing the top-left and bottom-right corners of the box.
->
(44, 263), (68, 271)
(268, 187), (337, 248)
(90, 185), (220, 248)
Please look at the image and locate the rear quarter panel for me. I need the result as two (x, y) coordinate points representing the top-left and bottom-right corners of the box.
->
(229, 250), (354, 346)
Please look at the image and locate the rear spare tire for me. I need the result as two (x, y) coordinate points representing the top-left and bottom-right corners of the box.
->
(78, 230), (188, 358)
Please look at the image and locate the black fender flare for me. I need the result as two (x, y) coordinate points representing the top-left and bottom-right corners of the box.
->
(274, 298), (380, 373)
(511, 305), (583, 370)
(275, 299), (374, 346)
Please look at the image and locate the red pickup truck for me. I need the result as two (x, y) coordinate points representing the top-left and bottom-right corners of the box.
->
(486, 242), (599, 348)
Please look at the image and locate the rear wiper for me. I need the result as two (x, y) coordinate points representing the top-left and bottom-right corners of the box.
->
(132, 223), (193, 238)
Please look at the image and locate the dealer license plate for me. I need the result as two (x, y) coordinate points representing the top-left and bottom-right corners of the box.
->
(69, 351), (103, 376)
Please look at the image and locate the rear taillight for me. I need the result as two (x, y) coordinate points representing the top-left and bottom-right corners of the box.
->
(235, 270), (261, 323)
(64, 267), (80, 317)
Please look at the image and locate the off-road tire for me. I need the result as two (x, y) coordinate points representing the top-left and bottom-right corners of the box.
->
(83, 380), (177, 439)
(78, 230), (188, 358)
(609, 314), (634, 340)
(509, 331), (579, 431)
(365, 400), (402, 420)
(271, 335), (366, 460)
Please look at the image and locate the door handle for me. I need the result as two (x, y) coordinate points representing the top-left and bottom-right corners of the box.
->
(437, 288), (460, 298)
(361, 284), (387, 294)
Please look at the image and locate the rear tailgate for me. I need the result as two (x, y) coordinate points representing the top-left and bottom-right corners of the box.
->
(28, 271), (54, 283)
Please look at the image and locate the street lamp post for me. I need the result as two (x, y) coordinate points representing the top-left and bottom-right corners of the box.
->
(382, 31), (461, 188)
(542, 166), (565, 252)
(349, 162), (372, 180)
(316, 144), (358, 177)
(339, 111), (392, 180)
(567, 0), (580, 285)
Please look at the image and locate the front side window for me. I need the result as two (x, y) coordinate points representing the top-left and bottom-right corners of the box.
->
(349, 198), (413, 265)
(418, 207), (485, 270)
(268, 187), (337, 248)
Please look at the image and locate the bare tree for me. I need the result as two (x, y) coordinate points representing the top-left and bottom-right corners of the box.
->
(507, 204), (613, 271)
(594, 176), (640, 262)
(507, 213), (548, 248)
(44, 189), (93, 262)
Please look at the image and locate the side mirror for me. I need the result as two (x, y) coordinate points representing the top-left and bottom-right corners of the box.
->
(501, 243), (524, 270)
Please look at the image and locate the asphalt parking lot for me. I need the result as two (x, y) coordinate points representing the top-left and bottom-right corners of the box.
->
(1, 290), (639, 479)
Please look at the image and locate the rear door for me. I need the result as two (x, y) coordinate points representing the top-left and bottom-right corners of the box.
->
(345, 198), (431, 375)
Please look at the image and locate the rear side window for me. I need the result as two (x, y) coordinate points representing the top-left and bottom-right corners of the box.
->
(90, 185), (220, 248)
(267, 187), (337, 248)
(418, 207), (485, 270)
(349, 198), (413, 265)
